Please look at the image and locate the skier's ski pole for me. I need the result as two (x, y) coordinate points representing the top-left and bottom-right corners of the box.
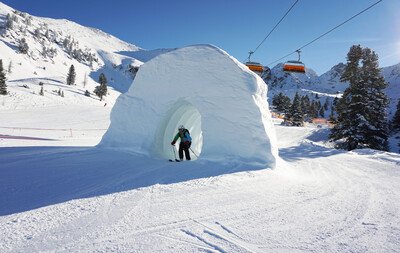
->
(189, 147), (199, 158)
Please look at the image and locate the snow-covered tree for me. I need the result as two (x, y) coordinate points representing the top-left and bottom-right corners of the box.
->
(66, 64), (76, 85)
(329, 101), (337, 123)
(39, 86), (44, 96)
(34, 28), (42, 39)
(360, 48), (389, 150)
(319, 106), (325, 118)
(5, 13), (18, 29)
(0, 60), (7, 95)
(309, 101), (319, 118)
(300, 95), (311, 116)
(285, 92), (303, 126)
(23, 15), (32, 26)
(18, 38), (29, 54)
(391, 99), (400, 132)
(330, 45), (389, 151)
(83, 73), (88, 87)
(272, 92), (291, 113)
(323, 98), (329, 111)
(94, 73), (107, 101)
(41, 45), (47, 58)
(7, 61), (12, 74)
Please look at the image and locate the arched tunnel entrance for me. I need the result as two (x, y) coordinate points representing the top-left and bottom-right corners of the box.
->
(155, 100), (203, 160)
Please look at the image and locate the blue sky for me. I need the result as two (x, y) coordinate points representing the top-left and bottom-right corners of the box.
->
(2, 0), (399, 74)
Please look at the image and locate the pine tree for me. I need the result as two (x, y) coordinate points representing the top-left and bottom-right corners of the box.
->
(94, 73), (107, 101)
(34, 28), (41, 39)
(66, 64), (76, 85)
(0, 60), (7, 95)
(280, 94), (291, 114)
(309, 101), (319, 118)
(329, 101), (337, 123)
(39, 86), (44, 96)
(319, 106), (325, 118)
(272, 92), (291, 113)
(360, 48), (389, 150)
(300, 95), (311, 117)
(272, 93), (281, 110)
(6, 13), (15, 29)
(391, 99), (400, 132)
(18, 38), (29, 54)
(7, 61), (12, 74)
(330, 45), (389, 151)
(323, 98), (329, 111)
(83, 73), (87, 87)
(285, 92), (303, 126)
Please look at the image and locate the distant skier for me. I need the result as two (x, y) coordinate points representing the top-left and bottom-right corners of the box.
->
(171, 125), (192, 161)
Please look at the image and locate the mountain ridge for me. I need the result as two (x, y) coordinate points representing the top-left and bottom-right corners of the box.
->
(0, 1), (399, 117)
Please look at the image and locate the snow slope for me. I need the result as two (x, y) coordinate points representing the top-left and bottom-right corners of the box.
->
(0, 1), (174, 98)
(0, 120), (399, 252)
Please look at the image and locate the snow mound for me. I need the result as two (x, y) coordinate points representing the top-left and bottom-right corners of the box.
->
(100, 44), (278, 167)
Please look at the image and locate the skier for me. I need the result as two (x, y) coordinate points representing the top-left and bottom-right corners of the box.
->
(171, 125), (192, 161)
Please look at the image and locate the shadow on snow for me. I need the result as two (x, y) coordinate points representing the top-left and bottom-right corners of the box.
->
(0, 146), (268, 216)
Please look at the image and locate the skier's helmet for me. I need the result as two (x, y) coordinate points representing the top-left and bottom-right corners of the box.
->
(178, 125), (185, 130)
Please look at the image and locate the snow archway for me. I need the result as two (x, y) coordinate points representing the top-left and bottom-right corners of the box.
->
(155, 99), (203, 160)
(99, 44), (278, 167)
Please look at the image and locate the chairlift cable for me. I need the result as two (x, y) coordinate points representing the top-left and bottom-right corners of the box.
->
(246, 0), (300, 61)
(267, 0), (383, 66)
(252, 0), (300, 54)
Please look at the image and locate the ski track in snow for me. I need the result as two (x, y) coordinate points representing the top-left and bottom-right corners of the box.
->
(0, 122), (399, 252)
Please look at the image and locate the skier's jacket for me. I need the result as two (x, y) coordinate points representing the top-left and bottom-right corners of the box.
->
(172, 129), (192, 145)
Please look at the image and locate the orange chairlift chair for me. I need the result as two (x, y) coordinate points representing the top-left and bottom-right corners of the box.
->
(245, 51), (264, 76)
(283, 50), (305, 73)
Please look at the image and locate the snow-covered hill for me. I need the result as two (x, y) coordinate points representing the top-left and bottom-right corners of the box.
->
(0, 1), (175, 111)
(265, 61), (400, 118)
(382, 63), (400, 116)
(1, 0), (399, 119)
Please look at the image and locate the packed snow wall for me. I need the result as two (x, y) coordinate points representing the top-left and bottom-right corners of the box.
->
(100, 44), (278, 167)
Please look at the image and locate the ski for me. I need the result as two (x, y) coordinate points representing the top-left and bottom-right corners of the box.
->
(169, 159), (181, 162)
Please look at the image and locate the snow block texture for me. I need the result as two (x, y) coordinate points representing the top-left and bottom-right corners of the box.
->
(100, 44), (278, 167)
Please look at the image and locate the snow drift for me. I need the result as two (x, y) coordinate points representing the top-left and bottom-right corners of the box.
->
(100, 44), (278, 167)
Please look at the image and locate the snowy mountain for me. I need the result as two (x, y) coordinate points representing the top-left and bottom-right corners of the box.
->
(0, 1), (175, 109)
(1, 0), (399, 118)
(264, 63), (318, 92)
(317, 62), (347, 91)
(381, 63), (400, 116)
(265, 61), (400, 118)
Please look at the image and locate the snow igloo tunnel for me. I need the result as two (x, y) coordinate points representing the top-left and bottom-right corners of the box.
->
(100, 44), (278, 166)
